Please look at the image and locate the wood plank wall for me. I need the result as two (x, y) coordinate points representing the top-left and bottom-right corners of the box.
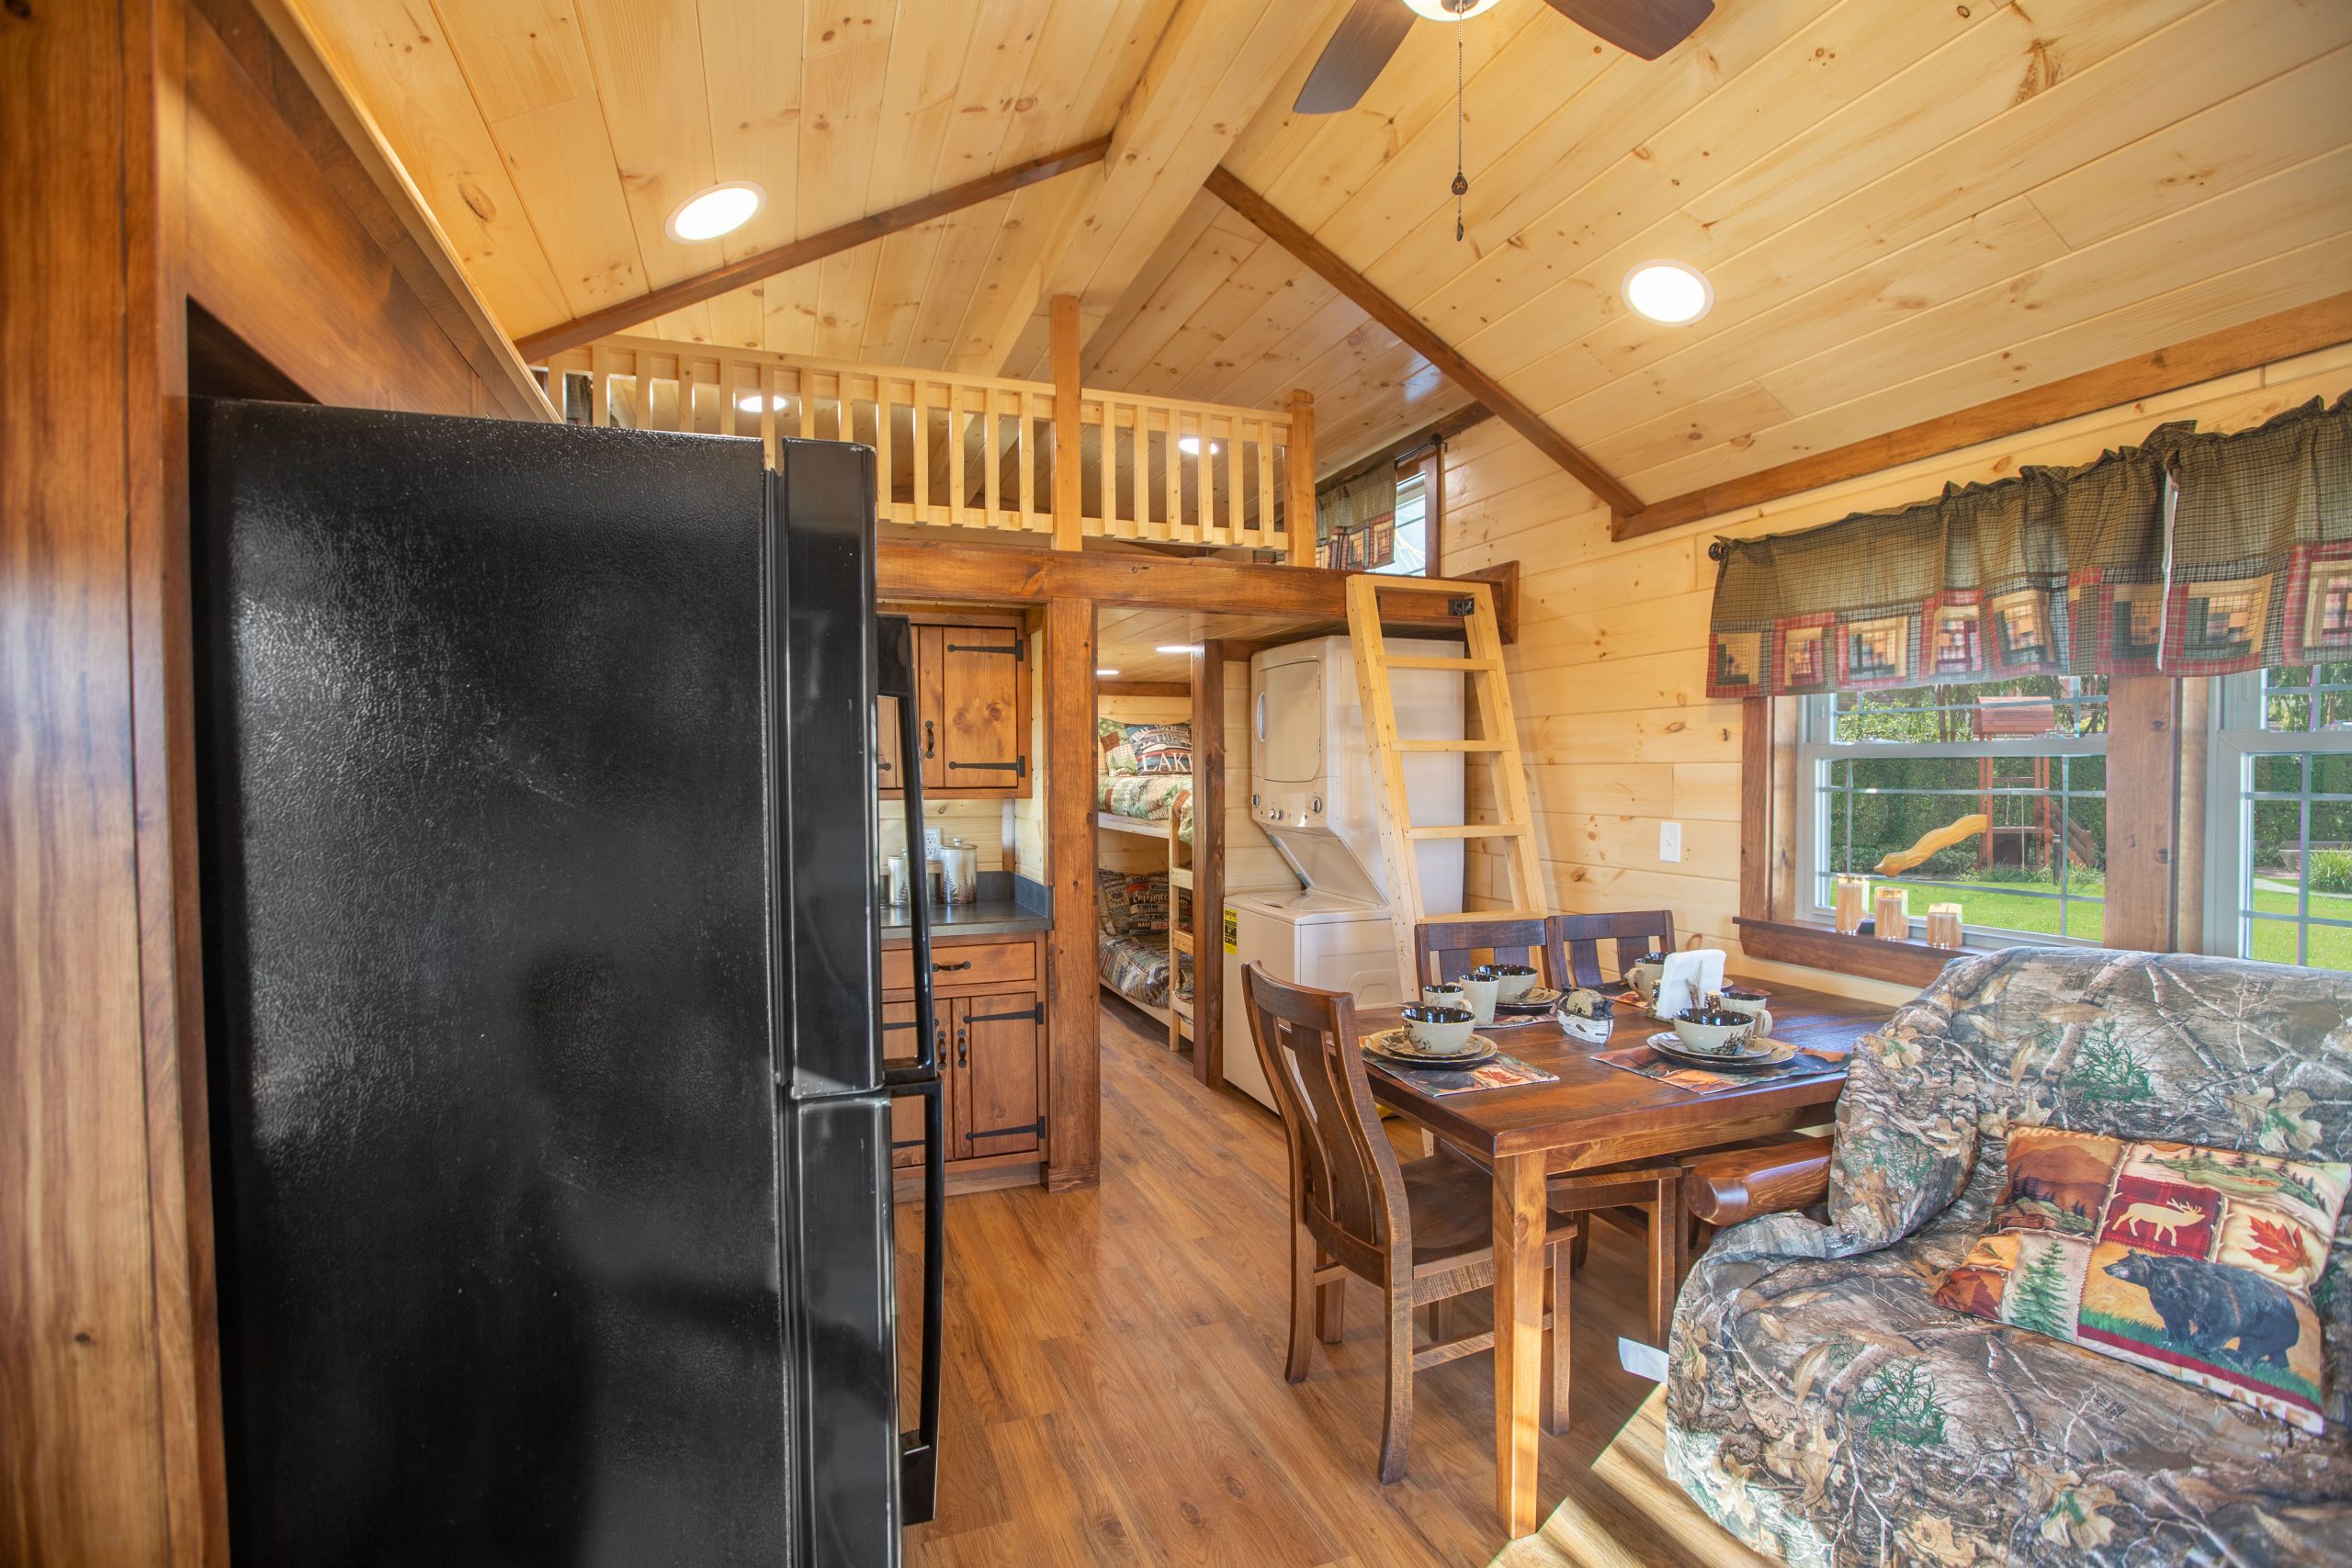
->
(1440, 342), (2352, 1004)
(5, 1), (549, 1561)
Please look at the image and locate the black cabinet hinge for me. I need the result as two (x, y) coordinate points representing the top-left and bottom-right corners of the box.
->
(967, 1118), (1045, 1142)
(947, 755), (1026, 779)
(963, 1003), (1043, 1026)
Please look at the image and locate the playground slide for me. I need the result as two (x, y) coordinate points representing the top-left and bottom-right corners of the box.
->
(1874, 813), (1989, 877)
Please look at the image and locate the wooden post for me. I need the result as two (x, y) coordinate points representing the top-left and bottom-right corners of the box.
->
(1051, 295), (1083, 553)
(1044, 597), (1100, 1190)
(1190, 643), (1227, 1089)
(1284, 389), (1316, 566)
(2106, 673), (2181, 953)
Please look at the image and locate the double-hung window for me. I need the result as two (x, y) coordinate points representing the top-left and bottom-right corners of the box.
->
(1796, 677), (2109, 946)
(2208, 663), (2352, 969)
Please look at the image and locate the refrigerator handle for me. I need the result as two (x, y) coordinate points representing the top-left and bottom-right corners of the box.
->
(889, 663), (939, 1083)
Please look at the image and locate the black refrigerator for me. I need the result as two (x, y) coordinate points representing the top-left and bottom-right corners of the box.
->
(190, 399), (943, 1566)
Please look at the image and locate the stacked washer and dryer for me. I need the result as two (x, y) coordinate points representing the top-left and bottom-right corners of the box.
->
(1220, 635), (1466, 1111)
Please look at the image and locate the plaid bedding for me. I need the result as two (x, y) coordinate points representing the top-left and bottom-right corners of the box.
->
(1096, 773), (1194, 845)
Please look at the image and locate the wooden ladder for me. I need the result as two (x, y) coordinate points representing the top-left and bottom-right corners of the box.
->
(1345, 575), (1547, 993)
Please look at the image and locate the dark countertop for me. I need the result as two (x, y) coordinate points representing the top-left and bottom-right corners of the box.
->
(881, 898), (1052, 940)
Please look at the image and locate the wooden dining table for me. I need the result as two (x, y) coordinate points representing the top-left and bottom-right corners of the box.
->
(1357, 979), (1893, 1538)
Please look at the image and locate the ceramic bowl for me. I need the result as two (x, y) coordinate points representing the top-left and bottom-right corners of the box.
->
(1400, 1004), (1478, 1055)
(1671, 1008), (1758, 1056)
(1477, 962), (1540, 1002)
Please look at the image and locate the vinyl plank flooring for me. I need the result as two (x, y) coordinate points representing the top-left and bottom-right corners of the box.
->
(897, 999), (1758, 1565)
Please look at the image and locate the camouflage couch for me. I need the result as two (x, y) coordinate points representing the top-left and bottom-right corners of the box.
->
(1666, 949), (2352, 1565)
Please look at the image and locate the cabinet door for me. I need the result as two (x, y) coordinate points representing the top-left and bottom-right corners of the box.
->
(883, 996), (937, 1170)
(950, 991), (1044, 1162)
(876, 693), (905, 795)
(935, 626), (1025, 794)
(915, 625), (947, 792)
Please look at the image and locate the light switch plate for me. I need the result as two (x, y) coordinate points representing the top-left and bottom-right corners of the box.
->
(1658, 821), (1683, 863)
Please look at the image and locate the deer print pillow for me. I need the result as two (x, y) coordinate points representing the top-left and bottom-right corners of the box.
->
(1933, 1126), (2349, 1433)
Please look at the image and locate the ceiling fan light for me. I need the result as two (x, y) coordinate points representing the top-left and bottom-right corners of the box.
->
(735, 391), (791, 413)
(1177, 435), (1222, 456)
(1623, 260), (1713, 324)
(666, 181), (764, 243)
(1402, 0), (1501, 20)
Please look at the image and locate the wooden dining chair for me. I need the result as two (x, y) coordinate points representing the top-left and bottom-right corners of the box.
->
(1413, 915), (1554, 987)
(1547, 910), (1678, 990)
(1240, 962), (1579, 1483)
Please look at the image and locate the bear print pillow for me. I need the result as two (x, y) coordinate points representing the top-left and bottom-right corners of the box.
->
(1934, 1126), (2349, 1433)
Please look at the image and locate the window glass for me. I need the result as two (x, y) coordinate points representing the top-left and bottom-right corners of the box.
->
(1804, 676), (2107, 946)
(2217, 667), (2352, 969)
(1369, 471), (1429, 577)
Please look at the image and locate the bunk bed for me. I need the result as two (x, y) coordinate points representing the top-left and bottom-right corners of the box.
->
(1093, 722), (1196, 1044)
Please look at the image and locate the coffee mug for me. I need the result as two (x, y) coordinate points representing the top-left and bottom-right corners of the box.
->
(1627, 951), (1669, 1002)
(1455, 973), (1499, 1024)
(1712, 987), (1773, 1036)
(1421, 982), (1465, 1010)
(1400, 1004), (1476, 1055)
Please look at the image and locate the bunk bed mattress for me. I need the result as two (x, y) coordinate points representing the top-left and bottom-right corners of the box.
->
(1096, 773), (1194, 844)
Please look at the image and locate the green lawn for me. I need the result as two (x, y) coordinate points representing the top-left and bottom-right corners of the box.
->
(1870, 876), (2352, 970)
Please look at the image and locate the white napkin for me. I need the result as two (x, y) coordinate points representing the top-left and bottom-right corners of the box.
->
(1654, 949), (1726, 1021)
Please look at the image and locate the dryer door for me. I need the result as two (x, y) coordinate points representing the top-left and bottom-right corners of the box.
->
(1252, 654), (1323, 785)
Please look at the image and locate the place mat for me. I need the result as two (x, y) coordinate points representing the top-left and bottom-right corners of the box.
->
(1363, 1051), (1560, 1098)
(1594, 1037), (1850, 1097)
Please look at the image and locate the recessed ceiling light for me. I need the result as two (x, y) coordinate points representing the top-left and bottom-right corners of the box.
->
(667, 181), (764, 243)
(1177, 435), (1223, 457)
(1096, 668), (1120, 677)
(1623, 260), (1713, 325)
(1403, 0), (1501, 20)
(735, 391), (792, 413)
(1157, 644), (1202, 655)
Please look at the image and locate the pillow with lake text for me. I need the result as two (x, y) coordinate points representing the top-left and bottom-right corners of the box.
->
(1932, 1125), (2348, 1433)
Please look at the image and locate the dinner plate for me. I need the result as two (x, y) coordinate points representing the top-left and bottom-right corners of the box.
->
(1362, 1028), (1499, 1069)
(1494, 986), (1565, 1012)
(1645, 1031), (1793, 1069)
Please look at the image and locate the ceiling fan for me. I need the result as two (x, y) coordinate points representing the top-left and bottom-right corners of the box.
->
(1296, 0), (1715, 113)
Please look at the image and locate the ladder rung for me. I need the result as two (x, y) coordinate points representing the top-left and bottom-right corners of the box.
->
(1407, 823), (1529, 840)
(1396, 739), (1508, 752)
(1170, 931), (1193, 954)
(1385, 655), (1500, 671)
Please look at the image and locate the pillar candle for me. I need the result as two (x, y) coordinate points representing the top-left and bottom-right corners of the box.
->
(1873, 886), (1910, 942)
(1832, 876), (1869, 935)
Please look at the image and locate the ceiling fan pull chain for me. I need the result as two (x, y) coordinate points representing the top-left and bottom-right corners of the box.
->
(1453, 27), (1467, 242)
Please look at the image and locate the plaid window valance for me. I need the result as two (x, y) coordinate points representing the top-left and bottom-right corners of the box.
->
(1317, 465), (1395, 542)
(1705, 392), (2352, 699)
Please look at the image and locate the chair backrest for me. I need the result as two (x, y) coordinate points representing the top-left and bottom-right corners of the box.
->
(1549, 910), (1677, 989)
(1413, 916), (1552, 987)
(1240, 962), (1407, 1279)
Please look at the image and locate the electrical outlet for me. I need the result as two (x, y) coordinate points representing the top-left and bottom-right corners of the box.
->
(924, 828), (943, 855)
(1658, 821), (1683, 863)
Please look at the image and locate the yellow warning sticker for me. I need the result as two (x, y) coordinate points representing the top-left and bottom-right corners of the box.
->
(1222, 908), (1238, 954)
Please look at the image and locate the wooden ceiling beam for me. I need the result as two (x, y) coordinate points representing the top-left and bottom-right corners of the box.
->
(1202, 164), (1643, 520)
(980, 0), (1354, 378)
(512, 136), (1113, 364)
(1615, 290), (2352, 542)
(876, 540), (1518, 637)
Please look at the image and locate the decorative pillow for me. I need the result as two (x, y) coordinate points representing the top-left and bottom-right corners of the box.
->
(1122, 723), (1192, 775)
(1098, 716), (1141, 775)
(1933, 1126), (2349, 1433)
(1093, 870), (1170, 937)
(1098, 718), (1192, 776)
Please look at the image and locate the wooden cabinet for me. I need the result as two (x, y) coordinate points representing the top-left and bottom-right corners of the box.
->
(884, 930), (1048, 1192)
(880, 613), (1030, 799)
(947, 993), (1046, 1162)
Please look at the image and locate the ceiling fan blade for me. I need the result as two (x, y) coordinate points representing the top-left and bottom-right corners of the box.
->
(1295, 0), (1417, 114)
(1544, 0), (1713, 62)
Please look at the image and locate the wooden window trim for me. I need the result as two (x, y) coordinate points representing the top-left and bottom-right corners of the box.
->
(1736, 678), (2188, 987)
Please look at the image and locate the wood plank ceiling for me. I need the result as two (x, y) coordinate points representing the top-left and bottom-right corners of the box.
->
(299, 0), (2352, 499)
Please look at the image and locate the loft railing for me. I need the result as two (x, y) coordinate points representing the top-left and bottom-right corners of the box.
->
(538, 335), (1316, 559)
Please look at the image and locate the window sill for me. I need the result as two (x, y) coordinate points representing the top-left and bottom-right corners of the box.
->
(1734, 917), (1974, 989)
